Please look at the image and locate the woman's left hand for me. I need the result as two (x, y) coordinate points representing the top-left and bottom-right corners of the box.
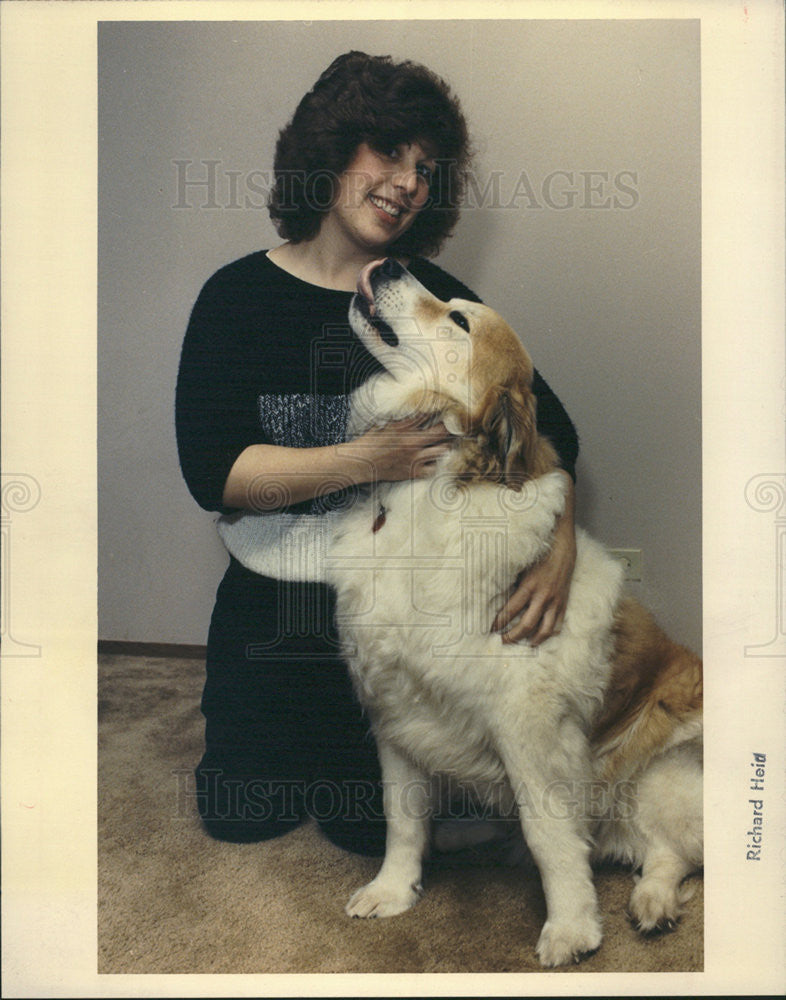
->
(491, 473), (577, 647)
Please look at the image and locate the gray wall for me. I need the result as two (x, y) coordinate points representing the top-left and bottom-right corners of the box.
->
(98, 19), (701, 651)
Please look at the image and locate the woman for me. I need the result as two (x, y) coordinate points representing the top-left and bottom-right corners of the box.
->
(175, 51), (579, 854)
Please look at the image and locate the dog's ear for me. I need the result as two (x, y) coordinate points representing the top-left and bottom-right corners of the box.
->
(442, 410), (464, 436)
(480, 383), (557, 484)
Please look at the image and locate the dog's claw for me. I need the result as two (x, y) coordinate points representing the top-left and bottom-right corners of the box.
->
(536, 916), (603, 967)
(628, 877), (689, 936)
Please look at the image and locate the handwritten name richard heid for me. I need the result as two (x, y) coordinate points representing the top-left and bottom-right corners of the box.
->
(746, 751), (766, 861)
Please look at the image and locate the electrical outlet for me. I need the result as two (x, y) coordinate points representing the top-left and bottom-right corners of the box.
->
(609, 548), (643, 581)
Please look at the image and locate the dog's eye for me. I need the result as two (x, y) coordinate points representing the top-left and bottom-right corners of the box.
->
(449, 311), (470, 333)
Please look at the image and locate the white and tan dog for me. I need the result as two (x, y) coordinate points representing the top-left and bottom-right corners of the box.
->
(223, 258), (703, 967)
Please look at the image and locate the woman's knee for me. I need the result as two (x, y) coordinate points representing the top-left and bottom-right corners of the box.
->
(306, 775), (387, 857)
(194, 758), (308, 843)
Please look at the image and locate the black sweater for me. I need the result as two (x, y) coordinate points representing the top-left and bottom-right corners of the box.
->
(176, 251), (578, 516)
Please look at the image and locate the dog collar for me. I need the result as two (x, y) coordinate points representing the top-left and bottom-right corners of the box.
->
(372, 503), (387, 533)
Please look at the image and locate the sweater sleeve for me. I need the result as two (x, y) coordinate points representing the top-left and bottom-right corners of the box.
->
(409, 258), (579, 480)
(175, 266), (269, 513)
(531, 369), (579, 481)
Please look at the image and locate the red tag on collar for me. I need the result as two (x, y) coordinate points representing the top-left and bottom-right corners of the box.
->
(372, 505), (387, 533)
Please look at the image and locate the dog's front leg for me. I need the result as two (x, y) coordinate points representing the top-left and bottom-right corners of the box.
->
(345, 738), (430, 919)
(499, 725), (602, 967)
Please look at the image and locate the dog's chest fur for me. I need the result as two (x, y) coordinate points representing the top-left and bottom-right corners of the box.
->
(326, 469), (625, 788)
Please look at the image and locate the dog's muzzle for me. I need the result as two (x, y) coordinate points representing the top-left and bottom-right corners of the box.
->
(354, 258), (402, 346)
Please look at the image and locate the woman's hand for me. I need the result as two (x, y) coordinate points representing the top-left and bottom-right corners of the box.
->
(221, 417), (455, 510)
(347, 416), (456, 483)
(491, 472), (577, 646)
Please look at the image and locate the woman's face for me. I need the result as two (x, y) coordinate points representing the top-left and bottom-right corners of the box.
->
(325, 141), (436, 252)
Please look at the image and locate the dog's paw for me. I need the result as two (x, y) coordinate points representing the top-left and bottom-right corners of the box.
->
(535, 915), (602, 967)
(345, 878), (423, 919)
(628, 875), (692, 934)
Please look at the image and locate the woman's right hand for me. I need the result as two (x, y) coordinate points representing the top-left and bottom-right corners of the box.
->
(346, 416), (456, 483)
(222, 418), (456, 510)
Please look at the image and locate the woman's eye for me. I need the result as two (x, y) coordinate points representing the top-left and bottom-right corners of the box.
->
(417, 164), (434, 183)
(449, 311), (470, 332)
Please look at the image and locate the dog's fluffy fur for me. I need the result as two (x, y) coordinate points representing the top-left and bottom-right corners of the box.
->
(328, 259), (703, 967)
(221, 259), (703, 966)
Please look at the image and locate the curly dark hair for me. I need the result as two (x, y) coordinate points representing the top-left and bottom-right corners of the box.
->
(268, 51), (472, 258)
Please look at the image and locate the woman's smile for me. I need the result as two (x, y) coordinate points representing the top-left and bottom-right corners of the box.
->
(326, 141), (435, 249)
(368, 193), (404, 220)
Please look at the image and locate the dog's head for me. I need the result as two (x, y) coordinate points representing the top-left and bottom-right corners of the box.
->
(349, 258), (558, 485)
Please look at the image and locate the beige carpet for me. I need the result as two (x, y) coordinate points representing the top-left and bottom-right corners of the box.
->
(98, 652), (703, 975)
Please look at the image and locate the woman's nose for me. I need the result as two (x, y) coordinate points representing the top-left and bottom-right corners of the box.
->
(393, 165), (419, 196)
